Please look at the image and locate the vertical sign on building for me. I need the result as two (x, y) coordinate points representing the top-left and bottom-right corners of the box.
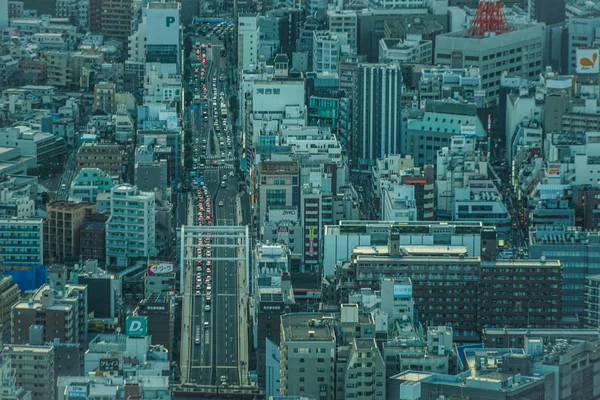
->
(308, 226), (315, 257)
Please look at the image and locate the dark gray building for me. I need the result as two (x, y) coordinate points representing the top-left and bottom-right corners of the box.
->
(352, 63), (403, 170)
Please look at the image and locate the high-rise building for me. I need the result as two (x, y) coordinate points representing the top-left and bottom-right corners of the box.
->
(44, 201), (97, 263)
(105, 184), (156, 269)
(100, 0), (133, 47)
(4, 345), (54, 400)
(238, 14), (259, 70)
(352, 64), (403, 170)
(280, 313), (336, 398)
(0, 218), (44, 267)
(312, 31), (340, 73)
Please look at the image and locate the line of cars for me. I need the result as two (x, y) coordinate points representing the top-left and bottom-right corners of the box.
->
(197, 21), (234, 41)
(194, 182), (213, 319)
(210, 76), (234, 158)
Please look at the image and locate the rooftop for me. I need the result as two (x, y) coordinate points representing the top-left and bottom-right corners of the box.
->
(281, 313), (335, 342)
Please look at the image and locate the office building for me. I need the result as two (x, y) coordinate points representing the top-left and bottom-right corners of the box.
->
(585, 275), (600, 328)
(258, 161), (300, 227)
(529, 227), (600, 317)
(135, 292), (173, 359)
(566, 15), (600, 74)
(435, 23), (544, 105)
(76, 260), (121, 320)
(352, 63), (403, 170)
(105, 184), (156, 269)
(312, 31), (341, 73)
(238, 14), (259, 70)
(0, 126), (66, 166)
(4, 345), (54, 400)
(327, 9), (357, 53)
(44, 201), (97, 263)
(379, 35), (432, 65)
(146, 2), (181, 69)
(0, 218), (43, 267)
(76, 142), (123, 178)
(279, 313), (336, 398)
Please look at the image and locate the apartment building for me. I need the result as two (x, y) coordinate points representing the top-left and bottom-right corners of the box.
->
(0, 218), (43, 267)
(280, 313), (336, 399)
(79, 218), (107, 264)
(44, 201), (97, 263)
(336, 229), (561, 341)
(0, 277), (20, 342)
(105, 184), (156, 269)
(327, 9), (357, 53)
(100, 0), (133, 46)
(585, 275), (600, 328)
(12, 279), (88, 348)
(4, 345), (54, 400)
(76, 142), (123, 177)
(339, 338), (386, 399)
(93, 82), (116, 113)
(312, 31), (340, 73)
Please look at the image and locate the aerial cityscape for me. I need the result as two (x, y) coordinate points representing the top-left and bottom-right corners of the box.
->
(0, 0), (599, 399)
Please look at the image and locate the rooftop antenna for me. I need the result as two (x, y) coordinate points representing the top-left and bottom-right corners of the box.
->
(467, 0), (511, 37)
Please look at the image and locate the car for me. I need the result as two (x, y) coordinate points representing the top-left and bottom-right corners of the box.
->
(205, 304), (211, 312)
(195, 290), (201, 295)
(204, 321), (210, 328)
(218, 201), (224, 207)
(220, 181), (226, 188)
(229, 171), (234, 178)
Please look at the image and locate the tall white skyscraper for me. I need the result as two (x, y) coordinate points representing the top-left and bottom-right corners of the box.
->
(238, 14), (259, 70)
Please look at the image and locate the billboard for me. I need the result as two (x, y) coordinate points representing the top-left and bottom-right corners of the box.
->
(547, 163), (561, 176)
(67, 385), (88, 399)
(126, 316), (148, 337)
(393, 284), (412, 299)
(576, 48), (600, 74)
(309, 226), (315, 257)
(146, 8), (180, 46)
(99, 358), (120, 371)
(148, 262), (174, 275)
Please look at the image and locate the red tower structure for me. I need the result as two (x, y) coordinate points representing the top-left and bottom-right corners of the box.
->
(467, 0), (511, 37)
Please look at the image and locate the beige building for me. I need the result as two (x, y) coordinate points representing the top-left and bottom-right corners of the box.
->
(4, 345), (55, 400)
(342, 338), (386, 400)
(76, 142), (123, 177)
(280, 313), (336, 399)
(93, 82), (116, 113)
(43, 50), (104, 88)
(0, 276), (20, 340)
(44, 201), (97, 262)
(258, 161), (299, 225)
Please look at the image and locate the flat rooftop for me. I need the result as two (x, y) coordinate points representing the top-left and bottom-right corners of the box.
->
(281, 313), (335, 342)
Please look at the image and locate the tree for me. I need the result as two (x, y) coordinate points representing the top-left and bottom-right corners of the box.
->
(41, 192), (50, 205)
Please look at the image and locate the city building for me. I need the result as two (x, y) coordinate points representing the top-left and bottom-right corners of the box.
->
(0, 277), (20, 342)
(11, 272), (88, 348)
(135, 292), (173, 359)
(75, 260), (122, 320)
(435, 23), (544, 105)
(379, 35), (432, 65)
(351, 63), (403, 169)
(238, 14), (259, 71)
(0, 351), (31, 400)
(0, 218), (43, 267)
(100, 0), (133, 47)
(279, 313), (336, 398)
(3, 345), (54, 400)
(327, 9), (357, 53)
(529, 226), (600, 318)
(258, 161), (300, 227)
(105, 184), (156, 269)
(76, 142), (123, 178)
(69, 168), (115, 203)
(44, 201), (97, 263)
(93, 82), (116, 113)
(312, 31), (341, 73)
(144, 2), (182, 71)
(0, 126), (66, 166)
(79, 219), (107, 264)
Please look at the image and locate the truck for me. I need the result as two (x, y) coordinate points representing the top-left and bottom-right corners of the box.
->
(194, 326), (201, 345)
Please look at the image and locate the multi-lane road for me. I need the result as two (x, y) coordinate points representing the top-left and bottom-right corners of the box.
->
(179, 27), (249, 395)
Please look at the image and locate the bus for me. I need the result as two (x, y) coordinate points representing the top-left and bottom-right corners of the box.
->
(194, 325), (201, 345)
(220, 103), (227, 119)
